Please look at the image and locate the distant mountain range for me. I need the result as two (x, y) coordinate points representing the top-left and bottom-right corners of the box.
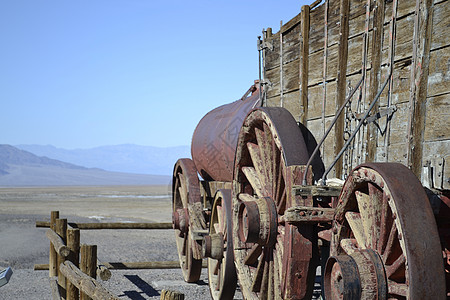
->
(0, 144), (172, 186)
(15, 144), (191, 175)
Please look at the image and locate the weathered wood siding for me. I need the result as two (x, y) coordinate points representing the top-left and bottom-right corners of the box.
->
(261, 0), (449, 190)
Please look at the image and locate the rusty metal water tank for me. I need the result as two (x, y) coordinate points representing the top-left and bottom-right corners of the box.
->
(191, 82), (260, 181)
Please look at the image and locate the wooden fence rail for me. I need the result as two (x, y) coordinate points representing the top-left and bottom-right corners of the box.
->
(39, 211), (185, 300)
(37, 221), (172, 230)
(46, 229), (70, 257)
(36, 260), (207, 271)
(59, 261), (118, 300)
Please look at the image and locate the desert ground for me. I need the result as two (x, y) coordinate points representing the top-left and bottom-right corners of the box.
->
(0, 185), (232, 299)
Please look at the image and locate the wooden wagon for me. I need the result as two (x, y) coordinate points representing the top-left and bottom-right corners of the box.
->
(172, 0), (449, 299)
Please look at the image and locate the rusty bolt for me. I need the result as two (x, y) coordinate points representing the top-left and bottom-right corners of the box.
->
(300, 211), (306, 216)
(398, 232), (403, 240)
(392, 212), (397, 219)
(295, 272), (302, 278)
(312, 210), (318, 215)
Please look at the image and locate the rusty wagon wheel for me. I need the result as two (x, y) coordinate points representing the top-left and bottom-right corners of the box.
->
(232, 107), (317, 300)
(203, 189), (237, 300)
(326, 163), (446, 300)
(172, 158), (204, 283)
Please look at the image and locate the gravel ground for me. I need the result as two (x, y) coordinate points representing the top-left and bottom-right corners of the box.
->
(0, 186), (324, 300)
(0, 186), (229, 300)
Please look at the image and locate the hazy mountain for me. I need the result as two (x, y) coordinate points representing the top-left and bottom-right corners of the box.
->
(15, 144), (191, 175)
(0, 144), (170, 186)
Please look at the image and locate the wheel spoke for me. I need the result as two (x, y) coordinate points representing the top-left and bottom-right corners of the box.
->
(382, 222), (398, 264)
(263, 123), (274, 193)
(345, 211), (367, 248)
(251, 250), (266, 292)
(355, 191), (374, 247)
(388, 280), (408, 297)
(379, 192), (392, 254)
(244, 244), (263, 266)
(260, 250), (270, 298)
(256, 126), (274, 195)
(215, 261), (221, 290)
(340, 238), (358, 255)
(277, 188), (286, 214)
(274, 154), (283, 205)
(385, 254), (406, 280)
(238, 193), (257, 202)
(178, 186), (187, 206)
(242, 166), (266, 198)
(247, 142), (269, 194)
(255, 128), (269, 180)
(273, 246), (282, 300)
(368, 182), (383, 249)
(272, 138), (279, 200)
(213, 223), (220, 234)
(178, 175), (188, 204)
(217, 205), (224, 233)
(268, 259), (274, 299)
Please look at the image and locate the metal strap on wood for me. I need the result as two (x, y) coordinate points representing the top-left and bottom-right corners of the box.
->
(302, 76), (364, 185)
(321, 73), (392, 184)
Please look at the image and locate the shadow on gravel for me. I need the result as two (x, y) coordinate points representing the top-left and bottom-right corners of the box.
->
(121, 274), (160, 299)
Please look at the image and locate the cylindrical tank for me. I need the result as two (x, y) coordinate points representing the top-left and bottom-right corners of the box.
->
(191, 83), (260, 181)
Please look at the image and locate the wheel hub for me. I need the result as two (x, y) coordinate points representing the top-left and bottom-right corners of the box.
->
(237, 196), (278, 247)
(324, 249), (387, 300)
(202, 233), (224, 260)
(172, 208), (189, 234)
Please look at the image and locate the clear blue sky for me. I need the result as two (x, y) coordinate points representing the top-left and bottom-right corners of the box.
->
(1, 0), (309, 149)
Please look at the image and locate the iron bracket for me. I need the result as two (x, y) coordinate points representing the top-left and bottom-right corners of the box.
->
(258, 40), (274, 51)
(356, 105), (397, 124)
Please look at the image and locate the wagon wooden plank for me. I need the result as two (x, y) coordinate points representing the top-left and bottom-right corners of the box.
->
(375, 143), (408, 166)
(307, 117), (337, 178)
(427, 46), (450, 97)
(424, 94), (450, 142)
(265, 32), (281, 71)
(384, 0), (416, 24)
(307, 80), (337, 119)
(309, 0), (340, 53)
(431, 1), (450, 50)
(284, 59), (300, 93)
(308, 44), (339, 86)
(281, 20), (301, 64)
(422, 140), (450, 189)
(266, 95), (281, 108)
(266, 67), (280, 98)
(282, 90), (302, 120)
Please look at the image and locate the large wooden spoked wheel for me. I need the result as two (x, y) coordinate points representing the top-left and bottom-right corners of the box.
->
(326, 163), (445, 299)
(232, 108), (316, 300)
(204, 189), (237, 300)
(172, 158), (203, 283)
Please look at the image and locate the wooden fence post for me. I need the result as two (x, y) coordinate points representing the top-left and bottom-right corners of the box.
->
(80, 245), (97, 300)
(160, 289), (184, 300)
(67, 228), (80, 300)
(55, 218), (68, 297)
(49, 211), (59, 277)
